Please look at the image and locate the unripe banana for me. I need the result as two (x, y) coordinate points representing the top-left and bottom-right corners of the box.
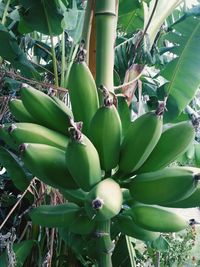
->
(117, 95), (131, 137)
(65, 128), (102, 191)
(51, 95), (71, 114)
(137, 121), (195, 174)
(129, 167), (200, 205)
(9, 123), (69, 150)
(0, 124), (18, 150)
(118, 110), (163, 176)
(160, 184), (200, 208)
(67, 47), (99, 135)
(20, 84), (73, 134)
(60, 188), (87, 206)
(89, 99), (122, 171)
(9, 98), (37, 123)
(85, 178), (123, 221)
(69, 208), (96, 235)
(116, 214), (160, 241)
(20, 143), (78, 190)
(29, 203), (80, 228)
(130, 204), (188, 233)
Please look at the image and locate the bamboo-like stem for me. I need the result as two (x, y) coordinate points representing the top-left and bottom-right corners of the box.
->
(42, 1), (59, 86)
(95, 0), (117, 97)
(95, 220), (114, 267)
(89, 12), (96, 78)
(1, 0), (11, 25)
(82, 0), (95, 64)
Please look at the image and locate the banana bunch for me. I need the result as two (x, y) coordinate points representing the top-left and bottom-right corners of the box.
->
(2, 41), (199, 244)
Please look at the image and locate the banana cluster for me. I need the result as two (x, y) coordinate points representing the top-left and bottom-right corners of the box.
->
(1, 48), (200, 243)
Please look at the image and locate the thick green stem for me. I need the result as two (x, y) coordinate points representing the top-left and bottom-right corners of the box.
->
(95, 0), (117, 97)
(42, 1), (59, 86)
(81, 0), (95, 64)
(95, 220), (114, 267)
(1, 0), (11, 25)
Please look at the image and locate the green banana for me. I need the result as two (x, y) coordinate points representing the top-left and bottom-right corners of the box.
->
(89, 98), (122, 171)
(160, 184), (200, 208)
(67, 46), (99, 135)
(69, 208), (96, 235)
(51, 95), (71, 114)
(129, 167), (200, 205)
(20, 84), (73, 134)
(29, 203), (80, 228)
(118, 110), (163, 176)
(65, 128), (102, 191)
(137, 121), (195, 174)
(9, 98), (37, 123)
(117, 95), (131, 137)
(9, 123), (69, 150)
(0, 124), (18, 150)
(85, 178), (123, 221)
(60, 188), (87, 206)
(116, 214), (160, 241)
(129, 204), (188, 233)
(20, 143), (78, 190)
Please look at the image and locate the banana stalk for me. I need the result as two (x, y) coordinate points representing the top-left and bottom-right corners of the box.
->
(90, 1), (117, 266)
(95, 220), (114, 267)
(95, 0), (116, 97)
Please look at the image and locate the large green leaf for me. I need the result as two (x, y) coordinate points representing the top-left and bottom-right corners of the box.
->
(118, 0), (143, 34)
(0, 146), (30, 191)
(160, 16), (200, 122)
(0, 240), (34, 267)
(0, 23), (39, 79)
(19, 0), (63, 35)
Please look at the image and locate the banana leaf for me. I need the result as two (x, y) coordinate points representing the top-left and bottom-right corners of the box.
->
(19, 0), (63, 35)
(0, 23), (39, 79)
(118, 0), (143, 34)
(160, 16), (200, 122)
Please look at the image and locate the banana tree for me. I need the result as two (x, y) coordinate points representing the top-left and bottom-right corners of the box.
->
(1, 0), (200, 266)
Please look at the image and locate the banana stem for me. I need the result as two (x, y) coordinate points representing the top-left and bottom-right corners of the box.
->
(95, 220), (113, 267)
(95, 0), (117, 97)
